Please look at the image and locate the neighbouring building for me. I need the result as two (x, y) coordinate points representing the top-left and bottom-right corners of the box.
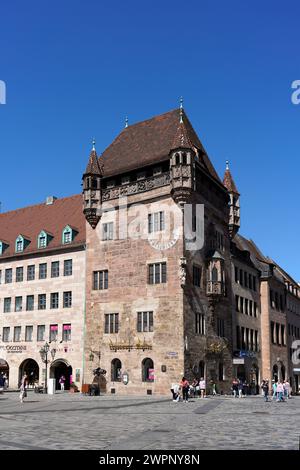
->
(0, 195), (86, 390)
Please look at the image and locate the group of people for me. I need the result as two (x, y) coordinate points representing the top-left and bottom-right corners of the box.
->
(170, 377), (207, 402)
(261, 379), (290, 402)
(0, 372), (8, 391)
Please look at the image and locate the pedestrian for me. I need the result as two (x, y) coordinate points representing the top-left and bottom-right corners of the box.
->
(170, 383), (180, 402)
(180, 377), (190, 403)
(261, 380), (269, 402)
(232, 378), (238, 398)
(283, 380), (290, 399)
(191, 378), (199, 398)
(0, 374), (4, 394)
(276, 382), (285, 402)
(199, 377), (206, 398)
(59, 375), (66, 391)
(271, 380), (277, 401)
(211, 381), (217, 396)
(19, 374), (28, 403)
(238, 379), (243, 398)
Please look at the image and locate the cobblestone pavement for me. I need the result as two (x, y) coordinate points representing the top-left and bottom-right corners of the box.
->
(0, 392), (299, 450)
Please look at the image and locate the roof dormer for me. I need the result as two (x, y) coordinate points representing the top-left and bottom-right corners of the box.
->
(38, 230), (54, 249)
(15, 234), (30, 253)
(0, 240), (9, 255)
(62, 225), (78, 245)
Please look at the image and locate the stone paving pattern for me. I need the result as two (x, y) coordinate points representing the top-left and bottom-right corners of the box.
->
(0, 392), (299, 450)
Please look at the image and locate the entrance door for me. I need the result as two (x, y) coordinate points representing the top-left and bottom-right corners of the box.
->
(19, 359), (39, 388)
(50, 361), (72, 390)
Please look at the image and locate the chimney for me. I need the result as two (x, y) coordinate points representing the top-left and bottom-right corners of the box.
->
(46, 196), (57, 205)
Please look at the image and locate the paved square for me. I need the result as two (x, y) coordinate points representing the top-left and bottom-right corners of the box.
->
(0, 392), (299, 450)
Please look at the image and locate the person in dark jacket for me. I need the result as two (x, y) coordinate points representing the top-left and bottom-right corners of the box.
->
(261, 380), (269, 402)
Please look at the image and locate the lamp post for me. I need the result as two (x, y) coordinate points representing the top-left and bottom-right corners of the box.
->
(39, 342), (56, 393)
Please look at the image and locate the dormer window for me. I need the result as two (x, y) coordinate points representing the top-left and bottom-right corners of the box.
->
(0, 240), (9, 256)
(38, 230), (53, 249)
(62, 225), (77, 245)
(15, 235), (30, 253)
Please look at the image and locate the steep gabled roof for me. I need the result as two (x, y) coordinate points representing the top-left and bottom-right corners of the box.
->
(99, 108), (222, 183)
(0, 194), (85, 259)
(84, 149), (103, 175)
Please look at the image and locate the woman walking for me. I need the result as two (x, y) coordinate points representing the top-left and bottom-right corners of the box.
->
(19, 374), (28, 403)
(180, 377), (190, 403)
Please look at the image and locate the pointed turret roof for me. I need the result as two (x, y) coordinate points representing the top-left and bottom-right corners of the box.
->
(170, 118), (194, 150)
(223, 162), (239, 194)
(84, 142), (104, 176)
(99, 108), (222, 183)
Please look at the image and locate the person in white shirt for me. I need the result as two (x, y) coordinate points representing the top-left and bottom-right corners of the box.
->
(199, 378), (206, 398)
(170, 383), (180, 402)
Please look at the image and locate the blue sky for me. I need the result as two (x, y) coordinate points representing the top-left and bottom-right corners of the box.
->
(0, 0), (299, 280)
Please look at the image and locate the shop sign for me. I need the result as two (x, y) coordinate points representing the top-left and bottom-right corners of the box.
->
(0, 345), (27, 353)
(233, 358), (245, 365)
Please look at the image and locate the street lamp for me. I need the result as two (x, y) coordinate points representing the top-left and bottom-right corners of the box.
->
(39, 342), (56, 393)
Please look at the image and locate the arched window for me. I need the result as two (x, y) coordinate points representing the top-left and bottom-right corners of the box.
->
(142, 358), (154, 382)
(212, 267), (218, 282)
(111, 359), (122, 382)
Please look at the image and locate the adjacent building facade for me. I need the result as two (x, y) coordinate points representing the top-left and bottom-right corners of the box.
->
(0, 195), (86, 390)
(1, 107), (299, 394)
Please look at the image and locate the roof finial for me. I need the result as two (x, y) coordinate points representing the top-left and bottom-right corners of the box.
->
(226, 160), (229, 170)
(180, 96), (183, 123)
(92, 138), (96, 151)
(125, 116), (128, 128)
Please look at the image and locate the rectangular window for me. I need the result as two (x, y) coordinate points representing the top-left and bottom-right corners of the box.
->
(14, 326), (21, 342)
(148, 262), (167, 284)
(244, 271), (248, 288)
(63, 324), (71, 342)
(64, 259), (73, 276)
(137, 311), (153, 332)
(245, 298), (248, 315)
(193, 265), (201, 287)
(38, 294), (46, 310)
(148, 212), (165, 233)
(16, 267), (24, 282)
(2, 327), (10, 342)
(25, 326), (33, 342)
(49, 324), (58, 342)
(104, 313), (119, 334)
(276, 323), (280, 345)
(249, 300), (253, 317)
(249, 274), (252, 290)
(51, 293), (59, 309)
(241, 326), (245, 349)
(27, 265), (35, 281)
(240, 297), (244, 314)
(235, 295), (239, 312)
(271, 321), (275, 344)
(195, 313), (205, 335)
(217, 318), (225, 338)
(235, 266), (239, 283)
(254, 302), (257, 318)
(37, 325), (45, 342)
(239, 269), (243, 286)
(39, 263), (47, 279)
(63, 231), (72, 244)
(255, 330), (258, 352)
(63, 291), (72, 308)
(51, 261), (60, 278)
(15, 296), (23, 312)
(281, 325), (286, 346)
(5, 268), (12, 284)
(236, 326), (241, 349)
(275, 292), (279, 310)
(3, 297), (11, 313)
(102, 222), (114, 241)
(93, 270), (108, 290)
(26, 295), (34, 311)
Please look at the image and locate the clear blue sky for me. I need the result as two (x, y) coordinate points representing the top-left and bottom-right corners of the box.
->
(0, 0), (299, 280)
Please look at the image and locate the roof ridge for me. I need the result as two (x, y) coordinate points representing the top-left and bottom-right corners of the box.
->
(122, 108), (179, 130)
(0, 194), (81, 218)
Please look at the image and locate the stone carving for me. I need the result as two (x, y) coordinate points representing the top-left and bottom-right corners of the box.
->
(101, 172), (170, 201)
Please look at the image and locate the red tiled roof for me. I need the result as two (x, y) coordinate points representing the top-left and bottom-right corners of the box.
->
(99, 108), (222, 183)
(223, 168), (239, 194)
(0, 194), (85, 259)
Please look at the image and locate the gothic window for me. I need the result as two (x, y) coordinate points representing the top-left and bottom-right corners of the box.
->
(212, 267), (218, 282)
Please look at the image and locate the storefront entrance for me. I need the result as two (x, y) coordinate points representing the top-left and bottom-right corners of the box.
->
(50, 359), (72, 390)
(19, 359), (39, 388)
(0, 359), (9, 386)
